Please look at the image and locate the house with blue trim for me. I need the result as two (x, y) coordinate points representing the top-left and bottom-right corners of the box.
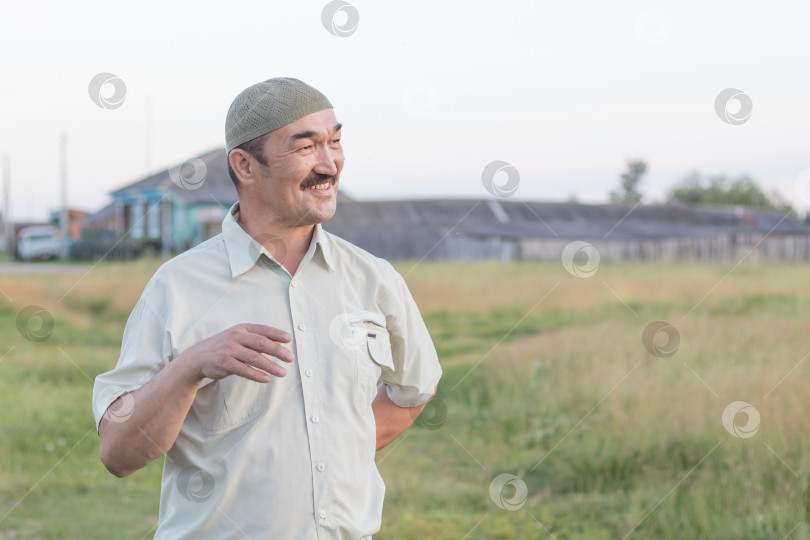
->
(92, 148), (237, 255)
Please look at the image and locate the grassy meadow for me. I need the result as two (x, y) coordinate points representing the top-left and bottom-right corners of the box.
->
(1, 258), (810, 539)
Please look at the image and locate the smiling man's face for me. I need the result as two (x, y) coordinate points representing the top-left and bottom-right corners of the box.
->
(250, 108), (344, 229)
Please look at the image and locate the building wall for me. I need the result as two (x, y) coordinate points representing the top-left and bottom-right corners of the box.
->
(325, 226), (447, 261)
(516, 233), (810, 263)
(308, 229), (810, 264)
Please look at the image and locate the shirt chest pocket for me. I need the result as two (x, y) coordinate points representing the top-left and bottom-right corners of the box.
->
(193, 375), (266, 436)
(174, 326), (267, 436)
(352, 322), (395, 414)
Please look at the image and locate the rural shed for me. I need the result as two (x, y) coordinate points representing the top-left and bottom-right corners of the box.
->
(326, 199), (810, 263)
(449, 203), (810, 263)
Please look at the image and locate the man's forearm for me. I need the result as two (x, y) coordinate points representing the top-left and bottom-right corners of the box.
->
(98, 323), (295, 477)
(372, 384), (435, 451)
(98, 355), (202, 477)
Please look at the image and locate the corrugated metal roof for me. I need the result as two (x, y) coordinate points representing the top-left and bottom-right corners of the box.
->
(326, 200), (808, 241)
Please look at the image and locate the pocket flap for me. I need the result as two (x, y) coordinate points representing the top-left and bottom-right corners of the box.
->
(366, 332), (395, 370)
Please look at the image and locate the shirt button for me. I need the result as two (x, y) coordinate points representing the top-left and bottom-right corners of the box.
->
(305, 368), (314, 377)
(316, 463), (325, 472)
(291, 279), (298, 287)
(298, 323), (307, 331)
(311, 415), (320, 424)
(319, 510), (327, 520)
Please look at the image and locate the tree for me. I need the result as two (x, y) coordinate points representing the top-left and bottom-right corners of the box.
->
(610, 159), (647, 205)
(668, 172), (792, 212)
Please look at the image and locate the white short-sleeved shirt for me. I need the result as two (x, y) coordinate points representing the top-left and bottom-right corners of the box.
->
(92, 203), (442, 540)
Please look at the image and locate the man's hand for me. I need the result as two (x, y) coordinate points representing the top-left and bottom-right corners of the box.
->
(180, 323), (294, 384)
(98, 323), (293, 477)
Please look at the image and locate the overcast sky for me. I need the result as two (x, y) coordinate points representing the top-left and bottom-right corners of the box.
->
(1, 0), (809, 221)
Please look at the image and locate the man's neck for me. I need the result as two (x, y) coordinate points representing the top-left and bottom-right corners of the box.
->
(236, 207), (316, 276)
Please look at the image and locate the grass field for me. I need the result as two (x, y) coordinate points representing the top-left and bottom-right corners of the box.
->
(2, 258), (810, 539)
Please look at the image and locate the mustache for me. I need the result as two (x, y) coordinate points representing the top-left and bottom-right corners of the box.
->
(300, 173), (337, 190)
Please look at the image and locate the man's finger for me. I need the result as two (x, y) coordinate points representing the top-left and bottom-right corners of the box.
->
(243, 323), (292, 343)
(240, 331), (295, 363)
(225, 357), (275, 383)
(235, 348), (288, 378)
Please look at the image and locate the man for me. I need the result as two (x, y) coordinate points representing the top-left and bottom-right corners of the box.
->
(92, 77), (442, 539)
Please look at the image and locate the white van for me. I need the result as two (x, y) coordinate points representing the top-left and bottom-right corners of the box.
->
(17, 226), (61, 261)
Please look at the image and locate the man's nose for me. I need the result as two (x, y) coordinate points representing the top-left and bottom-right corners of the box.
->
(313, 144), (340, 176)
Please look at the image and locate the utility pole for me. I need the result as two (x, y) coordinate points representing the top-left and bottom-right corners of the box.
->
(60, 134), (69, 260)
(145, 96), (152, 173)
(2, 155), (10, 256)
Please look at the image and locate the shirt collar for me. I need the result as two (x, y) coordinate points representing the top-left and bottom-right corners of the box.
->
(222, 202), (334, 278)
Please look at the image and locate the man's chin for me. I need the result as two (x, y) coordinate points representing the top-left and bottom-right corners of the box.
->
(315, 206), (337, 224)
(303, 201), (337, 225)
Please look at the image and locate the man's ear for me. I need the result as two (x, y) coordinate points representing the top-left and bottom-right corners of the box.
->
(229, 149), (256, 189)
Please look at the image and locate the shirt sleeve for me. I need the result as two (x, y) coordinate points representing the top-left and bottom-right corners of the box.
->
(92, 287), (171, 432)
(378, 262), (442, 408)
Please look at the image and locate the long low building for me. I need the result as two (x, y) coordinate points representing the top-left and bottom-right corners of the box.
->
(325, 199), (810, 263)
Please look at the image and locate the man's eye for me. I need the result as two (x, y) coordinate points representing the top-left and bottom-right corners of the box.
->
(330, 139), (341, 144)
(301, 145), (313, 151)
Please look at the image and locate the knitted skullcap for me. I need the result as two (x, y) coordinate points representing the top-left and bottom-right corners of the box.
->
(225, 77), (332, 153)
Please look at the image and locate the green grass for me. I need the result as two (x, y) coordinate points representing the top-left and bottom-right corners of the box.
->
(2, 260), (810, 539)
